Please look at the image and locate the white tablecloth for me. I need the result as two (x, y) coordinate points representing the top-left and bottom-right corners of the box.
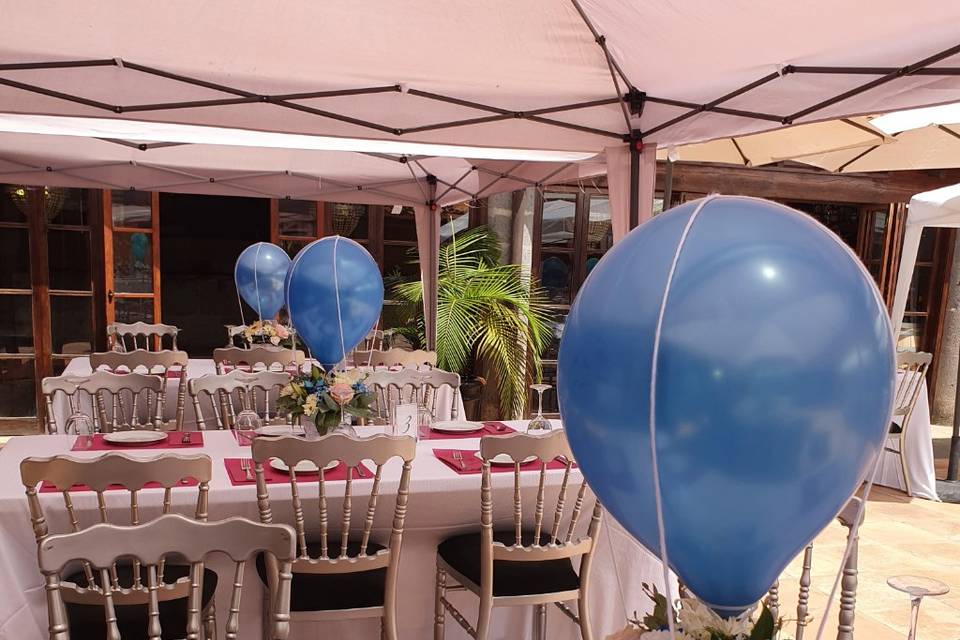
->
(873, 374), (938, 501)
(0, 422), (668, 640)
(58, 358), (466, 429)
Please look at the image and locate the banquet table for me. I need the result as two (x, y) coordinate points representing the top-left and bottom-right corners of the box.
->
(0, 421), (669, 640)
(873, 374), (939, 501)
(58, 357), (467, 429)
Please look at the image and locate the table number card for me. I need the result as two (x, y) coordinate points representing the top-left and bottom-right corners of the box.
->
(392, 403), (418, 438)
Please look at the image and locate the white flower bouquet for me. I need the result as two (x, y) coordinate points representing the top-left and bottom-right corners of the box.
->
(242, 320), (293, 348)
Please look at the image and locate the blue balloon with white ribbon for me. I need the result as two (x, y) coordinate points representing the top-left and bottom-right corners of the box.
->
(558, 196), (894, 615)
(286, 236), (383, 368)
(234, 242), (291, 320)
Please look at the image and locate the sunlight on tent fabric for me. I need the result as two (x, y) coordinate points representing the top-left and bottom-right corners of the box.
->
(870, 102), (960, 134)
(0, 113), (598, 163)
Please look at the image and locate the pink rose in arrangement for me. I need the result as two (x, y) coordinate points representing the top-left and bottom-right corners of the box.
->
(329, 383), (355, 405)
(275, 324), (290, 339)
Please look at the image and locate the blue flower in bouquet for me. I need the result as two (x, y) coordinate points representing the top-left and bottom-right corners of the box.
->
(352, 381), (368, 395)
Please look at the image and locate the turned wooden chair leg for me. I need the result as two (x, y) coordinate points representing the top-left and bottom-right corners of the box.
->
(532, 603), (547, 640)
(202, 600), (216, 640)
(434, 565), (446, 640)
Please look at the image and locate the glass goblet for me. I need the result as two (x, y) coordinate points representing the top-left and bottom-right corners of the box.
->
(527, 384), (553, 433)
(65, 411), (95, 448)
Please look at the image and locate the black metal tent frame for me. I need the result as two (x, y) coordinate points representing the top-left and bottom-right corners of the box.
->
(0, 0), (959, 219)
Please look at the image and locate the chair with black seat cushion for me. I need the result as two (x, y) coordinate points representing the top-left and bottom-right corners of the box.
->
(434, 431), (603, 640)
(21, 453), (218, 640)
(37, 514), (295, 640)
(884, 351), (932, 497)
(251, 433), (417, 639)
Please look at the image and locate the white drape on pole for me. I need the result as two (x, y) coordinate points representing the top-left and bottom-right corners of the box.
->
(606, 143), (659, 243)
(414, 204), (440, 350)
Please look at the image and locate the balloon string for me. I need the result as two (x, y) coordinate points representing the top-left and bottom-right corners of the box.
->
(253, 242), (263, 321)
(813, 450), (882, 640)
(332, 236), (348, 371)
(649, 195), (716, 639)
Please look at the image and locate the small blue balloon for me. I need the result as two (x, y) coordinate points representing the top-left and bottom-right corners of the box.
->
(235, 242), (291, 320)
(558, 196), (894, 615)
(286, 236), (383, 368)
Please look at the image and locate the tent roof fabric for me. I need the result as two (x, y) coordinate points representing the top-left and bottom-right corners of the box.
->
(3, 1), (960, 149)
(2, 1), (960, 200)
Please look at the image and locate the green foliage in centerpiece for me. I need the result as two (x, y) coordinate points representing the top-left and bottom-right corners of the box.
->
(276, 366), (374, 434)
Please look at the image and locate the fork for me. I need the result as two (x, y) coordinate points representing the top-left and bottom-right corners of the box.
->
(452, 451), (466, 470)
(240, 458), (254, 481)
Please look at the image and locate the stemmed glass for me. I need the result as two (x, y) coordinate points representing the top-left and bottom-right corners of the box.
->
(527, 383), (553, 433)
(65, 411), (95, 448)
(887, 575), (950, 640)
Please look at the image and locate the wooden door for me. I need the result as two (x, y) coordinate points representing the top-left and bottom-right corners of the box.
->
(104, 190), (161, 324)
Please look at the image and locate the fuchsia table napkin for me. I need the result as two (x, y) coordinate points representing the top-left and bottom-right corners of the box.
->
(433, 449), (575, 475)
(418, 421), (516, 441)
(223, 458), (373, 486)
(70, 432), (205, 452)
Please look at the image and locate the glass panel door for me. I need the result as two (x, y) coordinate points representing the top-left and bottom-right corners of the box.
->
(107, 190), (160, 324)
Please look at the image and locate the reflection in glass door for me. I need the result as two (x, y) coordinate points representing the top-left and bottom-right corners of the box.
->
(107, 190), (160, 325)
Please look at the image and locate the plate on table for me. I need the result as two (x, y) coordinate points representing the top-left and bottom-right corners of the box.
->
(254, 424), (303, 437)
(432, 420), (484, 434)
(476, 452), (537, 466)
(102, 431), (168, 446)
(269, 458), (339, 474)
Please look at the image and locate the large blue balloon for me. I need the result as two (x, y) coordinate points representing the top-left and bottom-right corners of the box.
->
(558, 196), (894, 615)
(235, 242), (291, 320)
(286, 236), (383, 367)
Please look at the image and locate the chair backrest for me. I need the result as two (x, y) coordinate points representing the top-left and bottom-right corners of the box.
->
(366, 368), (461, 420)
(41, 375), (90, 434)
(355, 348), (437, 368)
(78, 370), (166, 432)
(478, 432), (602, 574)
(37, 514), (295, 640)
(107, 321), (179, 352)
(766, 496), (864, 640)
(251, 434), (416, 581)
(213, 346), (297, 374)
(360, 329), (386, 351)
(188, 370), (292, 430)
(90, 350), (188, 430)
(894, 351), (932, 420)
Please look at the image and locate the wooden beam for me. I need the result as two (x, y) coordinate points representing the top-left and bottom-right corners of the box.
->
(151, 191), (161, 323)
(269, 198), (279, 244)
(28, 187), (52, 433)
(89, 189), (108, 352)
(101, 190), (115, 325)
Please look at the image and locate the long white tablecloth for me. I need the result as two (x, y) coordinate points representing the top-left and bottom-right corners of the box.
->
(59, 357), (466, 429)
(873, 374), (938, 501)
(0, 423), (668, 640)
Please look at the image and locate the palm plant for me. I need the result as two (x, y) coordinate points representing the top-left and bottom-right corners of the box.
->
(390, 226), (553, 419)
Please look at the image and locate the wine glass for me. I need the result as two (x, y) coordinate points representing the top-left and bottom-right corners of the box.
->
(65, 411), (95, 448)
(887, 575), (950, 640)
(527, 383), (553, 433)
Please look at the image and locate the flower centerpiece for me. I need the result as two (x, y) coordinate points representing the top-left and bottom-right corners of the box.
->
(606, 585), (786, 640)
(276, 366), (374, 435)
(242, 319), (293, 348)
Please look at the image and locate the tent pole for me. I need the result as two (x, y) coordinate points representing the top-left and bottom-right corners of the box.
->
(629, 137), (640, 229)
(949, 349), (960, 481)
(425, 175), (439, 351)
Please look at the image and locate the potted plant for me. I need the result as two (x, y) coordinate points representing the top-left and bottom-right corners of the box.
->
(389, 226), (552, 419)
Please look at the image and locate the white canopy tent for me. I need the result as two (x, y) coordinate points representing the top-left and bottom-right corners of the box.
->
(4, 0), (960, 344)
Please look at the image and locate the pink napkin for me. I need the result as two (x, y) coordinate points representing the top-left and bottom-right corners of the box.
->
(418, 421), (516, 441)
(223, 458), (374, 486)
(40, 477), (200, 494)
(433, 449), (575, 475)
(221, 364), (301, 375)
(70, 432), (205, 452)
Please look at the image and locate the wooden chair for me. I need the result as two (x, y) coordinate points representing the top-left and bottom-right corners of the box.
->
(213, 346), (298, 374)
(225, 324), (247, 347)
(434, 431), (602, 640)
(91, 350), (189, 431)
(367, 369), (461, 422)
(75, 371), (166, 432)
(361, 330), (386, 351)
(107, 321), (180, 352)
(354, 348), (437, 368)
(36, 514), (295, 640)
(188, 370), (292, 430)
(766, 497), (864, 640)
(251, 433), (416, 640)
(21, 454), (217, 639)
(882, 351), (932, 497)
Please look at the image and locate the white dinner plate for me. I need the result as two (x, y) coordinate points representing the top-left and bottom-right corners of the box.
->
(476, 452), (537, 466)
(432, 420), (484, 434)
(269, 458), (339, 474)
(254, 424), (303, 437)
(102, 430), (168, 446)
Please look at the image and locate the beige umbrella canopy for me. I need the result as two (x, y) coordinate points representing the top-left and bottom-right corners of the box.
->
(801, 122), (960, 172)
(655, 116), (891, 167)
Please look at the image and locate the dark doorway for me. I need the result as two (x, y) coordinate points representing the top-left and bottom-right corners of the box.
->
(159, 194), (270, 355)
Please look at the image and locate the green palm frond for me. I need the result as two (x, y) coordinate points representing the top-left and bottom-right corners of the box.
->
(390, 225), (553, 418)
